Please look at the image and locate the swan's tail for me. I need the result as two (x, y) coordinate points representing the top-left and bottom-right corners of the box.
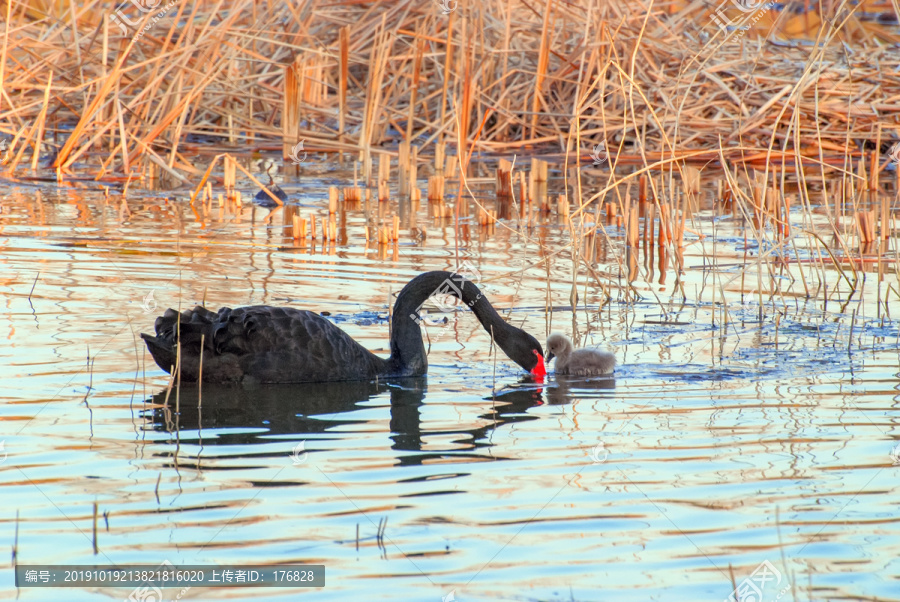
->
(596, 350), (616, 375)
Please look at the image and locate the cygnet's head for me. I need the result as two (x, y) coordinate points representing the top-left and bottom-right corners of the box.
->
(545, 333), (572, 362)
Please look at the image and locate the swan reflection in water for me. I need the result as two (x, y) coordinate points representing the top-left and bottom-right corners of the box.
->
(141, 378), (534, 465)
(140, 375), (614, 466)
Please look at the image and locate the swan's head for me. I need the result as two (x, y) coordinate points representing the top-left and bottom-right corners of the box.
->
(503, 330), (545, 377)
(494, 327), (545, 377)
(545, 333), (572, 363)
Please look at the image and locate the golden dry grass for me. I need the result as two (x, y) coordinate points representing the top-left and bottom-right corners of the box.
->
(1, 0), (899, 310)
(0, 0), (897, 176)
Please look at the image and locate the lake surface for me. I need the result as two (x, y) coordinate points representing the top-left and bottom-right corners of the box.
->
(1, 161), (899, 601)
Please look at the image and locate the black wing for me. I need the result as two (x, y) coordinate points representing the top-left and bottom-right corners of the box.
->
(141, 305), (387, 384)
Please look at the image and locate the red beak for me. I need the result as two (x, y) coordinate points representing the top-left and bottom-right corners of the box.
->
(530, 350), (546, 378)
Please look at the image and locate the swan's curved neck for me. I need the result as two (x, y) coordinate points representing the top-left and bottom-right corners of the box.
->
(388, 271), (514, 375)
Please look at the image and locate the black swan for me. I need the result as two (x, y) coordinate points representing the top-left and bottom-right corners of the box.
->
(545, 333), (615, 376)
(140, 271), (546, 384)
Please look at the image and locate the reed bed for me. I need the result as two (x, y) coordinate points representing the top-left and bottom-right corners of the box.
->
(1, 0), (900, 317)
(0, 0), (897, 173)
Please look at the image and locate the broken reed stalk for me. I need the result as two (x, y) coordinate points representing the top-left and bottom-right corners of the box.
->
(328, 215), (338, 241)
(338, 25), (349, 161)
(626, 206), (639, 248)
(223, 154), (236, 196)
(497, 158), (512, 199)
(427, 175), (445, 201)
(857, 210), (876, 245)
(398, 141), (410, 198)
(478, 207), (498, 225)
(410, 145), (419, 195)
(378, 153), (390, 190)
(198, 334), (204, 407)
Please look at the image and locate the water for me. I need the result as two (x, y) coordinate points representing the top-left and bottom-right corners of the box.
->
(1, 167), (899, 601)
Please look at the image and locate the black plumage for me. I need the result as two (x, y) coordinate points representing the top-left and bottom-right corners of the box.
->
(140, 271), (545, 384)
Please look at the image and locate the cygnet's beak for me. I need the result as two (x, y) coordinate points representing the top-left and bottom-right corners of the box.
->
(546, 351), (555, 362)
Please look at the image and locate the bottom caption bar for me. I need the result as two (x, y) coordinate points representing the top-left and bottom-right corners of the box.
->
(16, 565), (325, 587)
